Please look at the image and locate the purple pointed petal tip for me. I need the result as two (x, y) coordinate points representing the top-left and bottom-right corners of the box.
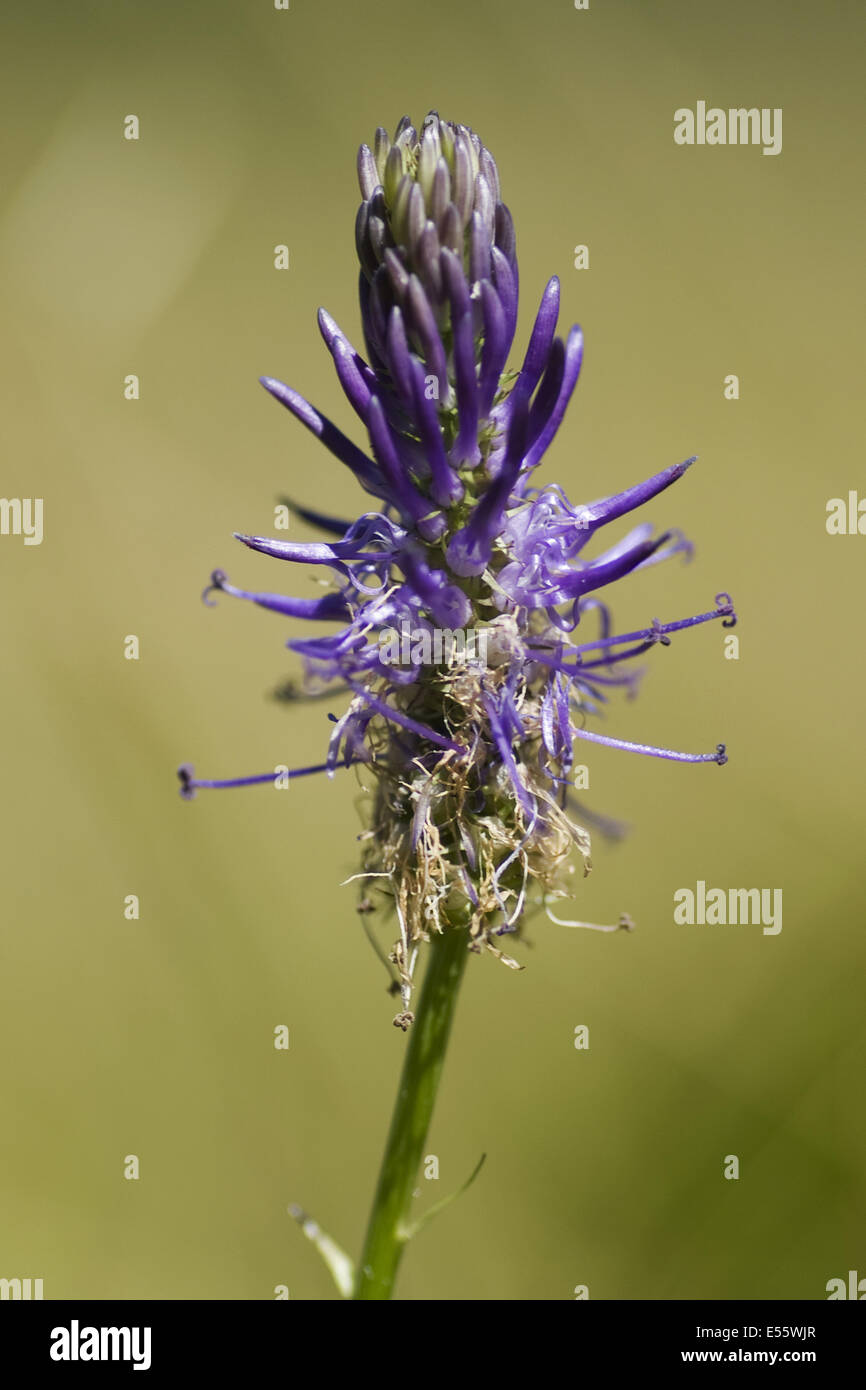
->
(257, 376), (385, 497)
(523, 324), (583, 471)
(234, 531), (309, 558)
(260, 374), (287, 400)
(580, 456), (698, 532)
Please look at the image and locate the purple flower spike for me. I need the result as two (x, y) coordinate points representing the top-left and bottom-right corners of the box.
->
(184, 113), (734, 1004)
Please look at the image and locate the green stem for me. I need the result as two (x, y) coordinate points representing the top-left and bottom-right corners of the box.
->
(353, 927), (469, 1299)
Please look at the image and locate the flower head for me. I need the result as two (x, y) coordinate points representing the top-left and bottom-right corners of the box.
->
(181, 113), (735, 1025)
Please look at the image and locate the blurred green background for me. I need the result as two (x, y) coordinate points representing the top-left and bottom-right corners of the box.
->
(1, 0), (863, 1301)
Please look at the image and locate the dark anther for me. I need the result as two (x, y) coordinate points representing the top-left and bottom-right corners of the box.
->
(177, 764), (197, 800)
(715, 592), (737, 627)
(273, 679), (300, 702)
(202, 569), (228, 607)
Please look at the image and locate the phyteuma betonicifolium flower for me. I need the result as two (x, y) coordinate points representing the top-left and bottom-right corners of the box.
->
(179, 113), (736, 1027)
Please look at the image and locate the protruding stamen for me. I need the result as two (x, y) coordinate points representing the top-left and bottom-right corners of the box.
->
(545, 900), (635, 932)
(577, 596), (737, 661)
(202, 569), (349, 622)
(177, 759), (359, 799)
(571, 728), (728, 764)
